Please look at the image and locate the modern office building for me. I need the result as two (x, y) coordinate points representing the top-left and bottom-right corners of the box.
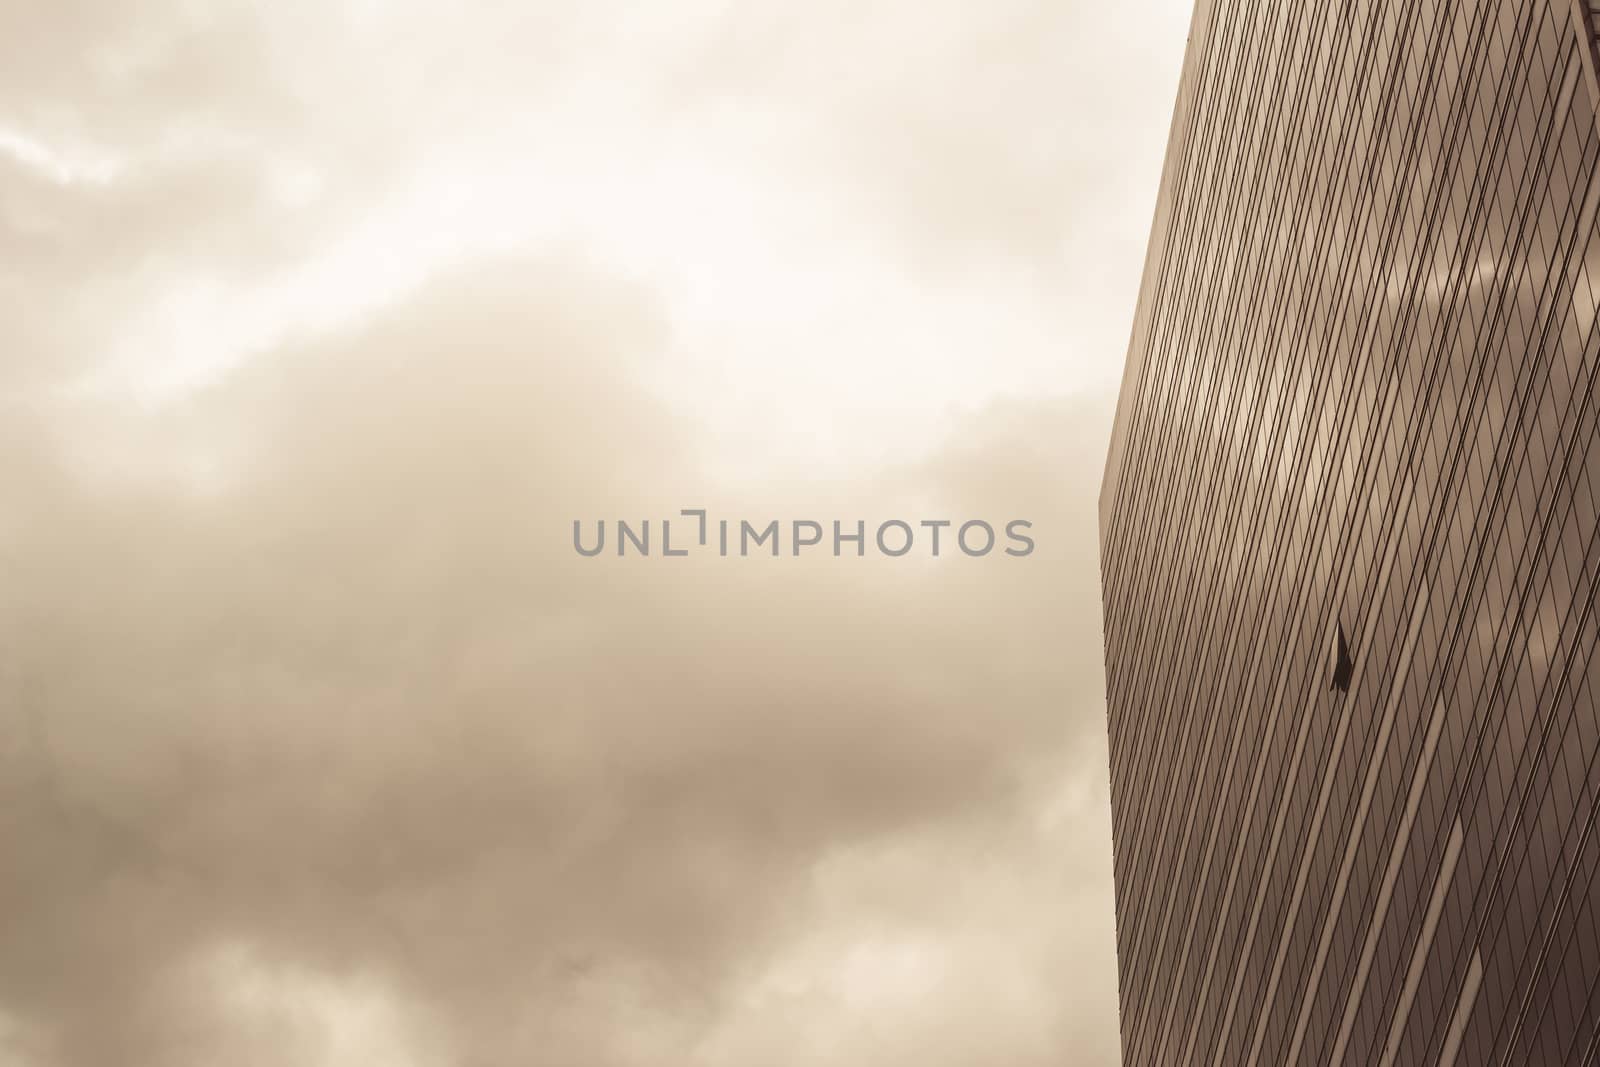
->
(1099, 2), (1600, 1065)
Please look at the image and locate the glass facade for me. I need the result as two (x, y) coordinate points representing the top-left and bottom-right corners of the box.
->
(1099, 2), (1600, 1064)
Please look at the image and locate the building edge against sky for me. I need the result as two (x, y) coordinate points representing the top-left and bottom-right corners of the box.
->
(1100, 2), (1600, 1065)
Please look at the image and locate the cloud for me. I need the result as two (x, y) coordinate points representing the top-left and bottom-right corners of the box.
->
(0, 1), (1193, 1063)
(0, 253), (1118, 1063)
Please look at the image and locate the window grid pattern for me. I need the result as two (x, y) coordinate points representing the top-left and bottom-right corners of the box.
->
(1099, 1), (1600, 1064)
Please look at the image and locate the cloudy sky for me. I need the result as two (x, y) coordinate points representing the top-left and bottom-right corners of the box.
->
(0, 3), (1190, 1064)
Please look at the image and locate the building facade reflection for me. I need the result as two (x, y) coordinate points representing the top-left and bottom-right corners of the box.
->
(1100, 2), (1600, 1064)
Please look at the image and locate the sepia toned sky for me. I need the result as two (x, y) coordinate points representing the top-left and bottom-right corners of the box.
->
(0, 3), (1190, 1065)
